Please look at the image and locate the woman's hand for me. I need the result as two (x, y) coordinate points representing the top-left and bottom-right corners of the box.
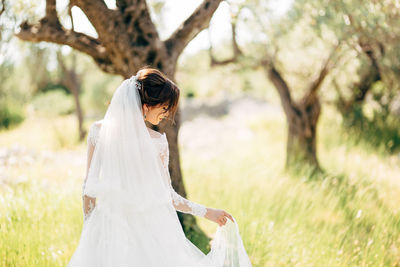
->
(83, 195), (96, 216)
(204, 207), (234, 226)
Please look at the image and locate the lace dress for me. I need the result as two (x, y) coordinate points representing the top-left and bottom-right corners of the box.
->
(82, 120), (207, 223)
(69, 120), (252, 267)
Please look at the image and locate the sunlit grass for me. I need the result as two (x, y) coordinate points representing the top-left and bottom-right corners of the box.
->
(0, 114), (85, 150)
(1, 106), (400, 266)
(183, 106), (400, 266)
(0, 180), (82, 266)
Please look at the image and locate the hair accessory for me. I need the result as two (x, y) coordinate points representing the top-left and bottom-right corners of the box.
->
(129, 74), (142, 91)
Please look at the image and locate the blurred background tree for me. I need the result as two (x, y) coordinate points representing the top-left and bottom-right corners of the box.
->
(207, 0), (400, 173)
(208, 0), (342, 174)
(304, 0), (400, 153)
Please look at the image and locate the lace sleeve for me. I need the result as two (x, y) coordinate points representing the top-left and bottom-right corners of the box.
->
(159, 135), (208, 217)
(82, 122), (100, 223)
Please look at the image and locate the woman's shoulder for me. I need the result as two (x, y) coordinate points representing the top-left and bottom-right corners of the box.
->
(147, 127), (166, 140)
(91, 119), (103, 131)
(94, 119), (103, 126)
(87, 119), (103, 146)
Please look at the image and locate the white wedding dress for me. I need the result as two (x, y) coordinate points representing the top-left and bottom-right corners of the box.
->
(68, 120), (252, 267)
(67, 76), (252, 267)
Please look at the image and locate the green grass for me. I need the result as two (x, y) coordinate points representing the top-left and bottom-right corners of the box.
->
(1, 107), (400, 266)
(0, 181), (81, 266)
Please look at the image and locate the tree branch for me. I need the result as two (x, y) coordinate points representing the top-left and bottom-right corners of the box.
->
(16, 21), (115, 74)
(115, 0), (136, 12)
(301, 44), (340, 106)
(263, 58), (296, 117)
(209, 6), (243, 66)
(35, 0), (61, 29)
(165, 0), (223, 61)
(72, 0), (118, 40)
(74, 0), (162, 77)
(45, 0), (57, 21)
(56, 49), (68, 75)
(332, 78), (349, 108)
(349, 40), (382, 103)
(0, 0), (5, 17)
(68, 1), (75, 31)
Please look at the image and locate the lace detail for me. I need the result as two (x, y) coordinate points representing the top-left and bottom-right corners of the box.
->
(83, 122), (207, 219)
(156, 133), (208, 217)
(82, 194), (95, 222)
(87, 120), (102, 147)
(82, 120), (103, 223)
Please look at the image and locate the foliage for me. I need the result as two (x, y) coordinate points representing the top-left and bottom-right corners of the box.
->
(302, 0), (400, 118)
(0, 98), (25, 129)
(342, 109), (400, 154)
(177, 49), (272, 100)
(31, 90), (75, 116)
(341, 83), (400, 154)
(0, 55), (27, 129)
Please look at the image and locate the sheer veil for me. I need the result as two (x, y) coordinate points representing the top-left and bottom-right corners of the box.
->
(83, 75), (172, 213)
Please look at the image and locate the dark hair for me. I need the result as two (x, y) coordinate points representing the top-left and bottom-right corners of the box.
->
(136, 67), (180, 125)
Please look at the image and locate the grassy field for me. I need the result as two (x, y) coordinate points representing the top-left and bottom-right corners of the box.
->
(1, 106), (400, 266)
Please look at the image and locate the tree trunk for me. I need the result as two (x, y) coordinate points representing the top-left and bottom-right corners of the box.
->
(70, 76), (85, 141)
(286, 98), (321, 171)
(57, 52), (86, 141)
(264, 50), (335, 173)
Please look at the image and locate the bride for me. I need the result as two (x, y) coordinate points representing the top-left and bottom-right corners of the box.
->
(68, 68), (252, 267)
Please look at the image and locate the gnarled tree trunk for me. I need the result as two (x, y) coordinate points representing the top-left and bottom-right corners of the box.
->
(207, 5), (333, 173)
(263, 49), (336, 172)
(286, 96), (321, 169)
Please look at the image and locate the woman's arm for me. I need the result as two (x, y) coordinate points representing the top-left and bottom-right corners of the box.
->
(82, 125), (98, 221)
(160, 139), (233, 226)
(167, 174), (234, 226)
(168, 180), (208, 217)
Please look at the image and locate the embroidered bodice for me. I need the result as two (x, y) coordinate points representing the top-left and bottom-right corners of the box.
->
(83, 120), (207, 221)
